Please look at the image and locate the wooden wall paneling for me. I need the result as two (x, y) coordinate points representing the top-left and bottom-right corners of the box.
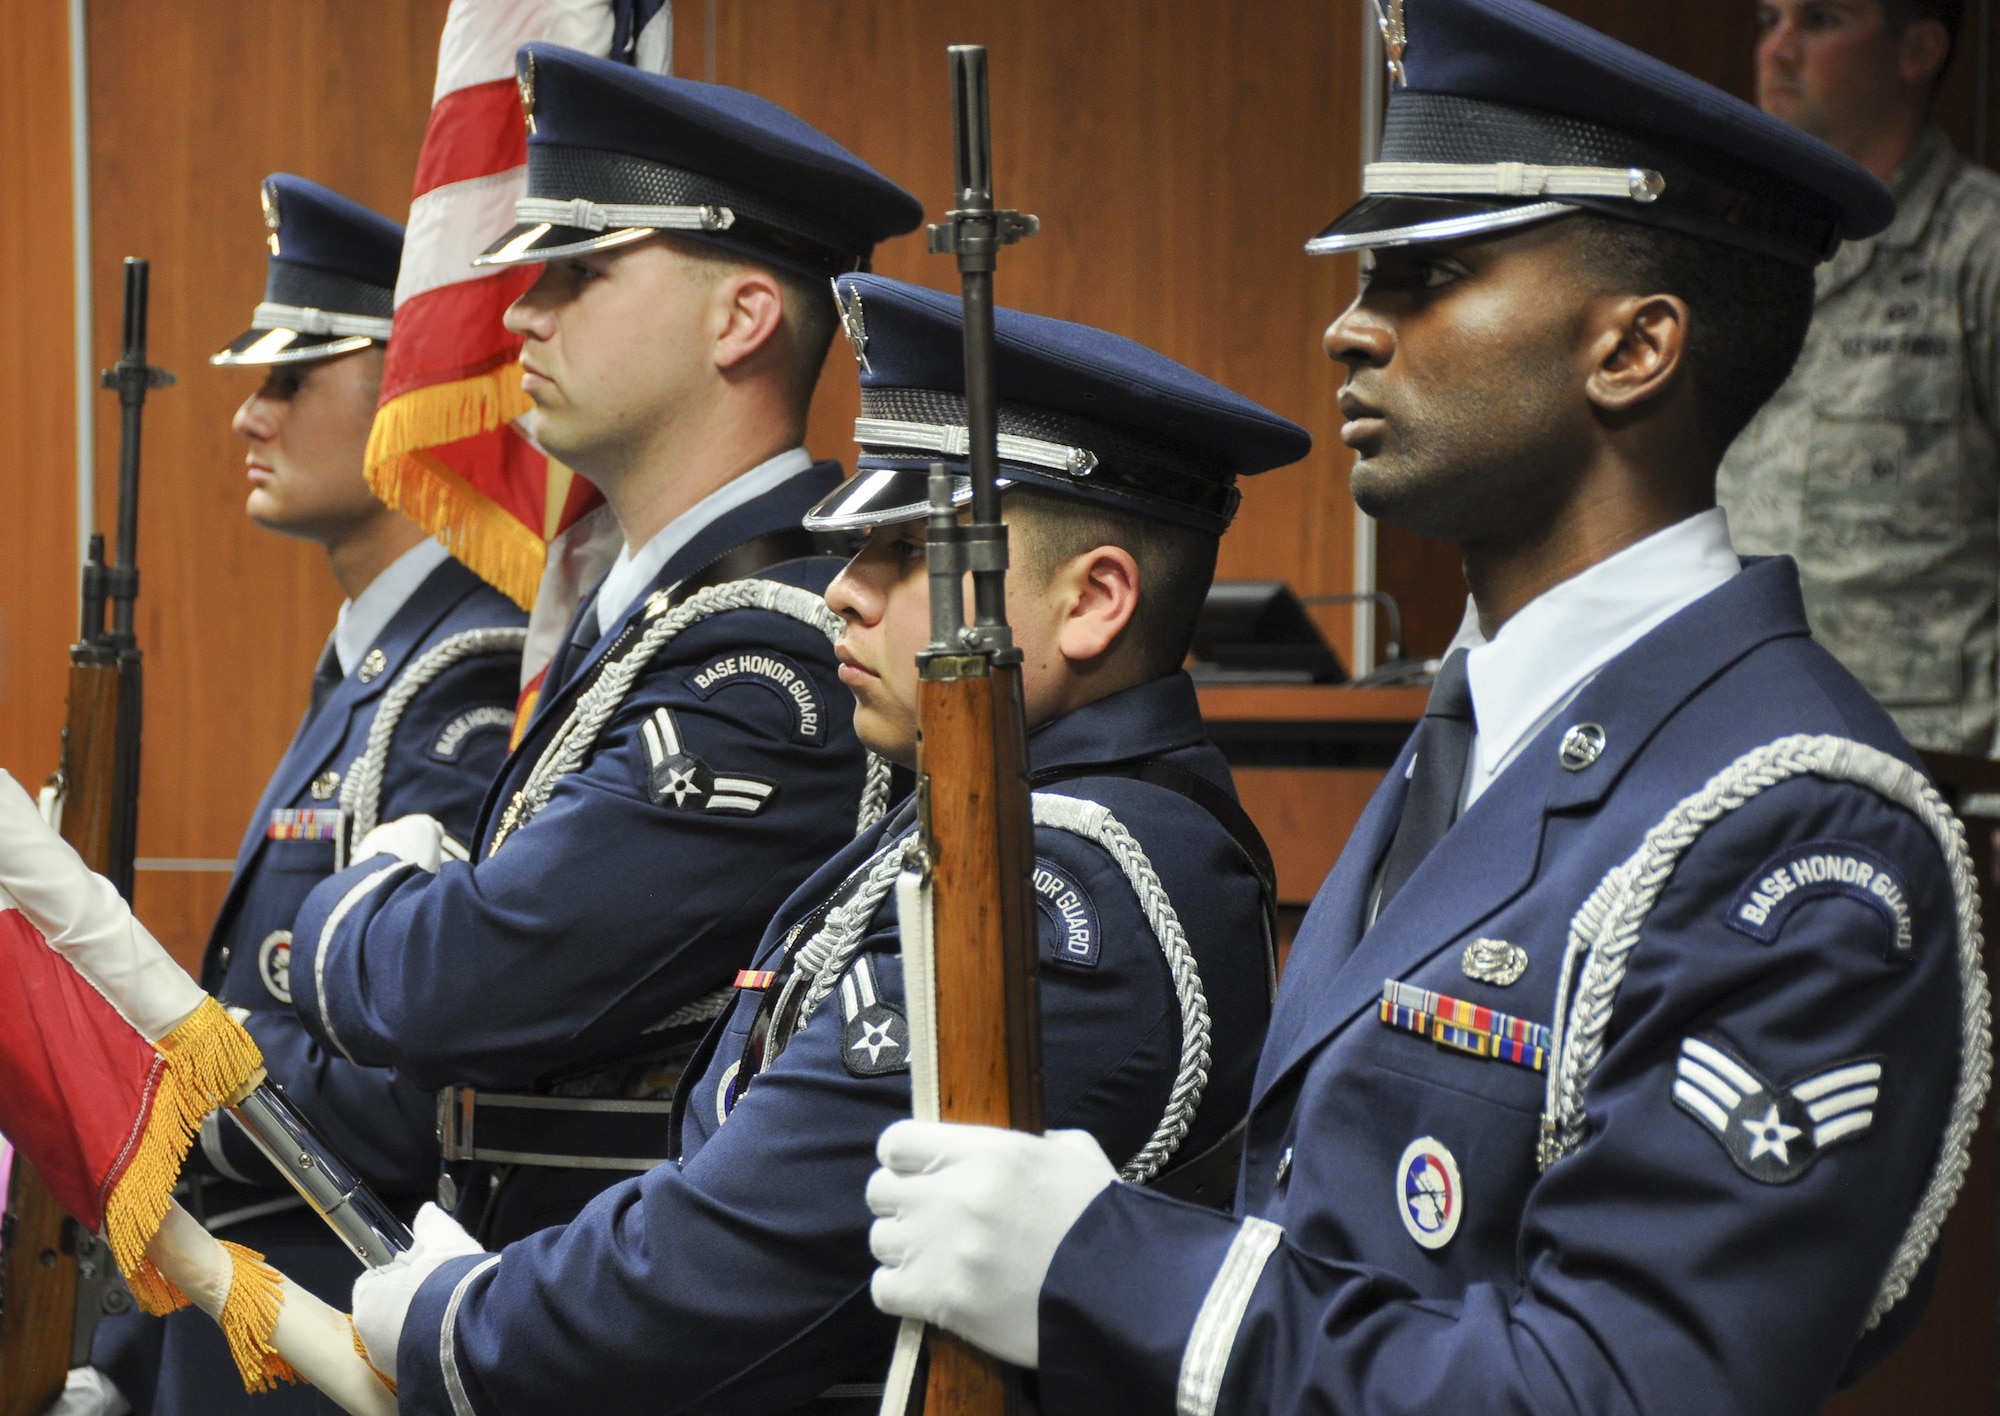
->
(80, 0), (451, 963)
(701, 0), (1365, 666)
(0, 1), (79, 796)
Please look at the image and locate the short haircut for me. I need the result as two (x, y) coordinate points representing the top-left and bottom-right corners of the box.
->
(1568, 214), (1816, 461)
(1880, 0), (1965, 72)
(1005, 487), (1220, 679)
(658, 235), (839, 412)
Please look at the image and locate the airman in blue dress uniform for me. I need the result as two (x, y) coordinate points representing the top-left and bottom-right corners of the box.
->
(863, 4), (1994, 1413)
(281, 48), (926, 1247)
(341, 274), (1312, 1414)
(86, 176), (526, 1416)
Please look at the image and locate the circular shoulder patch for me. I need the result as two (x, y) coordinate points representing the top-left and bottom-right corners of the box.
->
(1396, 1136), (1463, 1250)
(258, 929), (294, 1005)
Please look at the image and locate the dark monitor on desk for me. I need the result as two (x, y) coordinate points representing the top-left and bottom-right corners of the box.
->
(1189, 580), (1347, 684)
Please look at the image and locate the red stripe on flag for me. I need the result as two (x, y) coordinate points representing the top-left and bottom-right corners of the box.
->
(0, 909), (160, 1232)
(419, 421), (553, 531)
(380, 270), (538, 404)
(411, 78), (530, 199)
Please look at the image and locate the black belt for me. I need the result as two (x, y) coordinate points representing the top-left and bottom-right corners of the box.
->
(437, 1085), (675, 1171)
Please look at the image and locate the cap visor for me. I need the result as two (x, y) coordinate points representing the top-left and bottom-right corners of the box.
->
(803, 467), (985, 532)
(471, 222), (659, 267)
(209, 325), (375, 367)
(1305, 194), (1574, 254)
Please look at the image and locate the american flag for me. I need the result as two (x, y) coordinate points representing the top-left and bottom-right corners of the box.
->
(364, 0), (671, 719)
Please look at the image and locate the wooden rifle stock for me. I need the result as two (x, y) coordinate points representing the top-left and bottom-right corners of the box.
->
(906, 44), (1043, 1416)
(0, 258), (169, 1414)
(916, 658), (1041, 1413)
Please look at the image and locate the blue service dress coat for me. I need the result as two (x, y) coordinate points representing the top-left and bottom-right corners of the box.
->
(1032, 557), (1977, 1416)
(92, 555), (525, 1416)
(386, 672), (1272, 1416)
(286, 462), (875, 1243)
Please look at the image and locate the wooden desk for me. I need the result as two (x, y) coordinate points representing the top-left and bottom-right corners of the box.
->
(1196, 684), (1424, 906)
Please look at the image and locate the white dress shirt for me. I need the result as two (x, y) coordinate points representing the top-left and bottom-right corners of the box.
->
(595, 447), (816, 637)
(330, 536), (451, 676)
(1448, 508), (1741, 810)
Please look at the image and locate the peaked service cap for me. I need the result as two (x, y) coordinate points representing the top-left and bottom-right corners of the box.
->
(476, 44), (924, 279)
(804, 276), (1312, 536)
(212, 175), (403, 367)
(1311, 0), (1895, 265)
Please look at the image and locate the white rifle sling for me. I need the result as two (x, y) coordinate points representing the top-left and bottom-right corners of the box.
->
(1539, 733), (1992, 1330)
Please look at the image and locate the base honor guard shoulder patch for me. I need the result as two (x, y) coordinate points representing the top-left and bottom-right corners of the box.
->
(1727, 839), (1911, 955)
(686, 651), (825, 745)
(640, 707), (777, 815)
(431, 705), (515, 760)
(839, 955), (908, 1078)
(1672, 1035), (1883, 1184)
(1032, 858), (1100, 969)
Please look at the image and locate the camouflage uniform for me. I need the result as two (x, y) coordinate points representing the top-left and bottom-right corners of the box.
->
(1720, 127), (2000, 753)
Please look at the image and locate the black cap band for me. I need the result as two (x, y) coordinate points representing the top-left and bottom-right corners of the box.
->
(1370, 92), (1842, 263)
(525, 143), (869, 276)
(853, 387), (1240, 532)
(262, 260), (395, 320)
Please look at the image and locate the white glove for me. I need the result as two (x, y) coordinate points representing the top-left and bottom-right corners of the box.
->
(353, 1203), (489, 1382)
(0, 770), (206, 1040)
(866, 1121), (1116, 1368)
(42, 1368), (130, 1416)
(353, 814), (451, 873)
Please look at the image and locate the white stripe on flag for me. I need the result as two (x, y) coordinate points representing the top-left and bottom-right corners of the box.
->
(433, 0), (616, 103)
(394, 167), (529, 308)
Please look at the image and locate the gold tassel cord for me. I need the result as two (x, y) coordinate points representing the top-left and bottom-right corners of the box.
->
(215, 1241), (301, 1392)
(104, 997), (265, 1312)
(365, 367), (549, 608)
(352, 1314), (399, 1394)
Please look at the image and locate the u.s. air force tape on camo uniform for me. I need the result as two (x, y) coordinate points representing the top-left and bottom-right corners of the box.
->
(1718, 130), (2000, 758)
(1168, 734), (1993, 1416)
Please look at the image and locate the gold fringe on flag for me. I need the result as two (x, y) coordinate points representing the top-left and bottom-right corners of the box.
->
(352, 1314), (399, 1393)
(365, 365), (546, 609)
(215, 1241), (302, 1392)
(107, 997), (266, 1314)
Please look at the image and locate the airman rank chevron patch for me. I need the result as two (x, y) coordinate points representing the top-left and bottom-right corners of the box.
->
(1672, 1035), (1882, 1183)
(839, 955), (908, 1078)
(1378, 979), (1551, 1072)
(640, 707), (778, 816)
